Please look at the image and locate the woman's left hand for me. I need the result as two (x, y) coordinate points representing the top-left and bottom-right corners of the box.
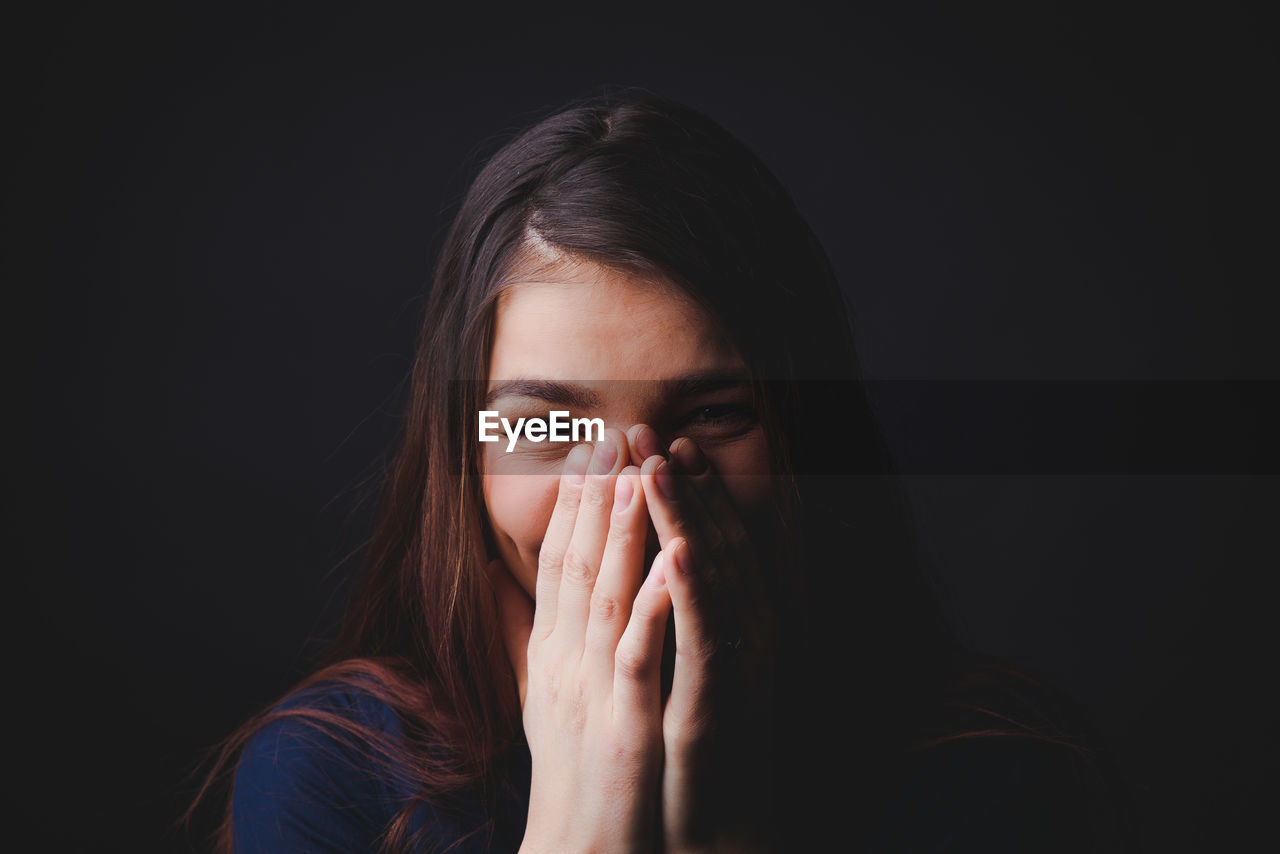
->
(629, 425), (778, 854)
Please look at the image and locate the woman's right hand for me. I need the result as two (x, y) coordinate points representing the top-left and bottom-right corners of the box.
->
(489, 429), (673, 854)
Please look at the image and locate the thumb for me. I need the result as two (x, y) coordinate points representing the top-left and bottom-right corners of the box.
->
(486, 557), (532, 709)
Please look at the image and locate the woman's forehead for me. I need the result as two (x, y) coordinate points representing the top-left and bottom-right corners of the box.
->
(489, 270), (742, 385)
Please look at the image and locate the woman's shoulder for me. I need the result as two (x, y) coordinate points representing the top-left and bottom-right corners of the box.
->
(231, 668), (528, 853)
(231, 676), (412, 852)
(237, 674), (409, 767)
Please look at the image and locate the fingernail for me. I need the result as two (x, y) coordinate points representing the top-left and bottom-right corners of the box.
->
(565, 443), (592, 486)
(673, 437), (708, 475)
(672, 539), (693, 576)
(613, 473), (634, 512)
(654, 459), (677, 500)
(635, 425), (662, 460)
(589, 435), (618, 475)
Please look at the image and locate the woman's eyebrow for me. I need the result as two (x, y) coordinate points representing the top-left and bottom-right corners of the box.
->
(484, 370), (751, 408)
(484, 378), (602, 409)
(660, 370), (751, 398)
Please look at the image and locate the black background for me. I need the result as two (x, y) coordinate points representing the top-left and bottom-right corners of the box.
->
(7, 2), (1277, 851)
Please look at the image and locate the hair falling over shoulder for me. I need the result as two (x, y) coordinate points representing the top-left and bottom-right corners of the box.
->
(181, 86), (1094, 852)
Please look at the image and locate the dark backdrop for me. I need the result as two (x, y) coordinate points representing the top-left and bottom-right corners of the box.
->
(7, 3), (1277, 852)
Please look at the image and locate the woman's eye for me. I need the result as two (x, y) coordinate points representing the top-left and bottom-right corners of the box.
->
(679, 404), (759, 432)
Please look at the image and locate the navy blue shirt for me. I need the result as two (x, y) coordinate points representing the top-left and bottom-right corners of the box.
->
(232, 682), (530, 853)
(232, 680), (1123, 852)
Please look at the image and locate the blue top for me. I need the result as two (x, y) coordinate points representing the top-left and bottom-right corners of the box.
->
(232, 681), (530, 853)
(232, 680), (1122, 852)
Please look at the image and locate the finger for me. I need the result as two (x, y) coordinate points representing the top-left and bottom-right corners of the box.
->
(625, 422), (664, 468)
(670, 438), (778, 661)
(613, 549), (673, 720)
(663, 537), (716, 735)
(555, 429), (628, 649)
(531, 442), (593, 641)
(486, 557), (532, 709)
(638, 452), (731, 592)
(639, 453), (725, 732)
(583, 466), (649, 687)
(668, 436), (762, 597)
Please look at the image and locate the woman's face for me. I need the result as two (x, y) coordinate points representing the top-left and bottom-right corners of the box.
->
(480, 259), (775, 599)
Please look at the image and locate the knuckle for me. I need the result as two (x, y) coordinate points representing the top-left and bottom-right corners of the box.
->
(537, 545), (564, 577)
(579, 482), (610, 511)
(629, 591), (658, 623)
(537, 664), (561, 703)
(555, 480), (582, 509)
(604, 733), (639, 767)
(561, 547), (596, 584)
(590, 591), (622, 622)
(605, 523), (635, 553)
(614, 645), (652, 682)
(607, 736), (658, 777)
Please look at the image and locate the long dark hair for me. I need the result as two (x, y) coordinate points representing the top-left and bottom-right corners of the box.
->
(182, 86), (1038, 852)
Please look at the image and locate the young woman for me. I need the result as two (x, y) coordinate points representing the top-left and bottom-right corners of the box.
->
(189, 88), (1126, 852)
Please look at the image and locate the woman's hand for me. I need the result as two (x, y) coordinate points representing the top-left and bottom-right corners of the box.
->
(489, 429), (674, 854)
(630, 425), (778, 854)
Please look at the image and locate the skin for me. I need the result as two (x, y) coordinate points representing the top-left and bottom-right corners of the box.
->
(481, 258), (780, 852)
(481, 260), (773, 587)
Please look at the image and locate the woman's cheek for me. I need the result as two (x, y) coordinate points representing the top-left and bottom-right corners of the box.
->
(703, 427), (773, 518)
(483, 471), (559, 597)
(723, 472), (774, 519)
